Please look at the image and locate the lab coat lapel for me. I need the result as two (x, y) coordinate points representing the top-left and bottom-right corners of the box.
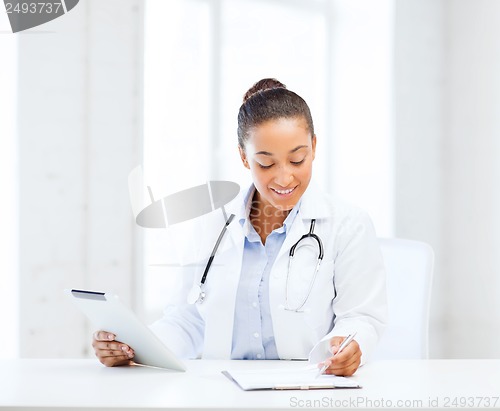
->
(199, 185), (246, 359)
(274, 209), (308, 269)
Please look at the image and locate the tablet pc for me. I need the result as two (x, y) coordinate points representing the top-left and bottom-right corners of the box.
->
(66, 289), (186, 371)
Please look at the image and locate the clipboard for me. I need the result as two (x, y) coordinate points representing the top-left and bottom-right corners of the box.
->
(222, 367), (361, 391)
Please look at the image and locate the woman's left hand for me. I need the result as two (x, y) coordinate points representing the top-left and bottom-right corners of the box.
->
(318, 336), (362, 376)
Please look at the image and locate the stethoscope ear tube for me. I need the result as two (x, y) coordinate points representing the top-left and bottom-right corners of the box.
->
(199, 214), (235, 286)
(288, 219), (324, 260)
(189, 214), (235, 304)
(284, 219), (325, 311)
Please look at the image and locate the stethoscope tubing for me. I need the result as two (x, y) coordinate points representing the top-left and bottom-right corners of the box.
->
(193, 215), (325, 312)
(199, 213), (235, 287)
(284, 219), (324, 311)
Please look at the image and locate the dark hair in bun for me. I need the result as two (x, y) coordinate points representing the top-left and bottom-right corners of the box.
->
(237, 78), (315, 148)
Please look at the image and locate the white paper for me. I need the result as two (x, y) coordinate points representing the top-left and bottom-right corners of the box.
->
(223, 366), (360, 391)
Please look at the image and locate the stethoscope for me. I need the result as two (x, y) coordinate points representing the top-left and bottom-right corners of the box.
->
(187, 213), (235, 305)
(187, 214), (325, 312)
(285, 218), (324, 311)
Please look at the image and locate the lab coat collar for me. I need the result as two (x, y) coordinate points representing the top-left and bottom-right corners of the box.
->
(236, 184), (301, 239)
(226, 181), (332, 256)
(273, 181), (331, 264)
(297, 181), (331, 220)
(227, 180), (330, 222)
(223, 180), (331, 250)
(237, 185), (256, 238)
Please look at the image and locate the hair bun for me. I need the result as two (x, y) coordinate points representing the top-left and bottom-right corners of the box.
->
(242, 78), (286, 104)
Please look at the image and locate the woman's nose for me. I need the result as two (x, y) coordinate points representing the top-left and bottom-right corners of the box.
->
(274, 166), (294, 187)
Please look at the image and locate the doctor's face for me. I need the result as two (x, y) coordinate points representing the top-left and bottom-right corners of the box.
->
(239, 116), (316, 213)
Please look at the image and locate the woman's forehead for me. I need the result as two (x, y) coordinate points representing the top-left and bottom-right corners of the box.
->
(246, 118), (311, 151)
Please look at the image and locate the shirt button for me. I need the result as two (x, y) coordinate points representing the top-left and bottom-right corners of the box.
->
(256, 354), (262, 359)
(253, 332), (260, 338)
(252, 302), (258, 308)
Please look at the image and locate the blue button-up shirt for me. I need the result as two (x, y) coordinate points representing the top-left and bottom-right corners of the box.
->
(231, 187), (301, 360)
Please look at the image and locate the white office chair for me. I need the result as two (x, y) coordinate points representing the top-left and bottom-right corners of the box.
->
(371, 238), (434, 360)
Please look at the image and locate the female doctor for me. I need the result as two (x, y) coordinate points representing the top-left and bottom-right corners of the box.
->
(92, 78), (387, 376)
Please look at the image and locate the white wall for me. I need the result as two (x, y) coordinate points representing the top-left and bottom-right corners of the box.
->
(395, 0), (500, 358)
(443, 0), (500, 358)
(394, 0), (446, 358)
(16, 0), (144, 358)
(329, 0), (395, 236)
(0, 12), (19, 359)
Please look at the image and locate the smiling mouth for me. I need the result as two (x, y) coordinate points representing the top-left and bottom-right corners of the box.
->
(271, 186), (297, 195)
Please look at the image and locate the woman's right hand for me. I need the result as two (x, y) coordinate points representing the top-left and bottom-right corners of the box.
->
(92, 330), (135, 367)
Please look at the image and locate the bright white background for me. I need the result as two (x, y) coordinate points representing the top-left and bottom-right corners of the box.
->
(0, 10), (19, 358)
(142, 0), (394, 325)
(1, 0), (499, 360)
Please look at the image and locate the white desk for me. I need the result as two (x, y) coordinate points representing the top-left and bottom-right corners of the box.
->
(0, 359), (499, 410)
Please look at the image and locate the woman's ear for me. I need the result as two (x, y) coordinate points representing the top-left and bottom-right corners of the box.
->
(238, 145), (250, 169)
(311, 135), (317, 161)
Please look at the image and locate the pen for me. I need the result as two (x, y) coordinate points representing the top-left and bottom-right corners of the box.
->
(315, 331), (357, 378)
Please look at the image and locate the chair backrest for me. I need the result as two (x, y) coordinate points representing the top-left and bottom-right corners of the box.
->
(371, 238), (434, 360)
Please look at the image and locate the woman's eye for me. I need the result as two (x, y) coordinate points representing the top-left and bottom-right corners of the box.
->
(258, 163), (274, 169)
(291, 159), (305, 166)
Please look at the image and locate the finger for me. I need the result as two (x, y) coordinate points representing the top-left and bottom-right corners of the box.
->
(92, 340), (126, 351)
(329, 336), (345, 355)
(112, 358), (134, 367)
(328, 354), (359, 373)
(95, 346), (134, 358)
(331, 340), (360, 364)
(330, 352), (361, 371)
(330, 345), (359, 366)
(318, 359), (332, 373)
(95, 351), (135, 366)
(93, 331), (116, 341)
(97, 348), (135, 359)
(317, 360), (326, 369)
(327, 345), (361, 374)
(328, 361), (359, 376)
(100, 355), (134, 367)
(327, 352), (361, 376)
(96, 344), (134, 357)
(327, 365), (358, 376)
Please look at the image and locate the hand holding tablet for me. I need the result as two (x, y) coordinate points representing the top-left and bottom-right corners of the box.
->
(66, 289), (185, 371)
(92, 330), (135, 367)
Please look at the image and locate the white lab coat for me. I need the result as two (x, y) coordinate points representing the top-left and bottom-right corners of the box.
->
(150, 182), (387, 365)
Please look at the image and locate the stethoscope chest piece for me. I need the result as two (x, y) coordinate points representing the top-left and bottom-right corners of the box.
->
(187, 284), (206, 305)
